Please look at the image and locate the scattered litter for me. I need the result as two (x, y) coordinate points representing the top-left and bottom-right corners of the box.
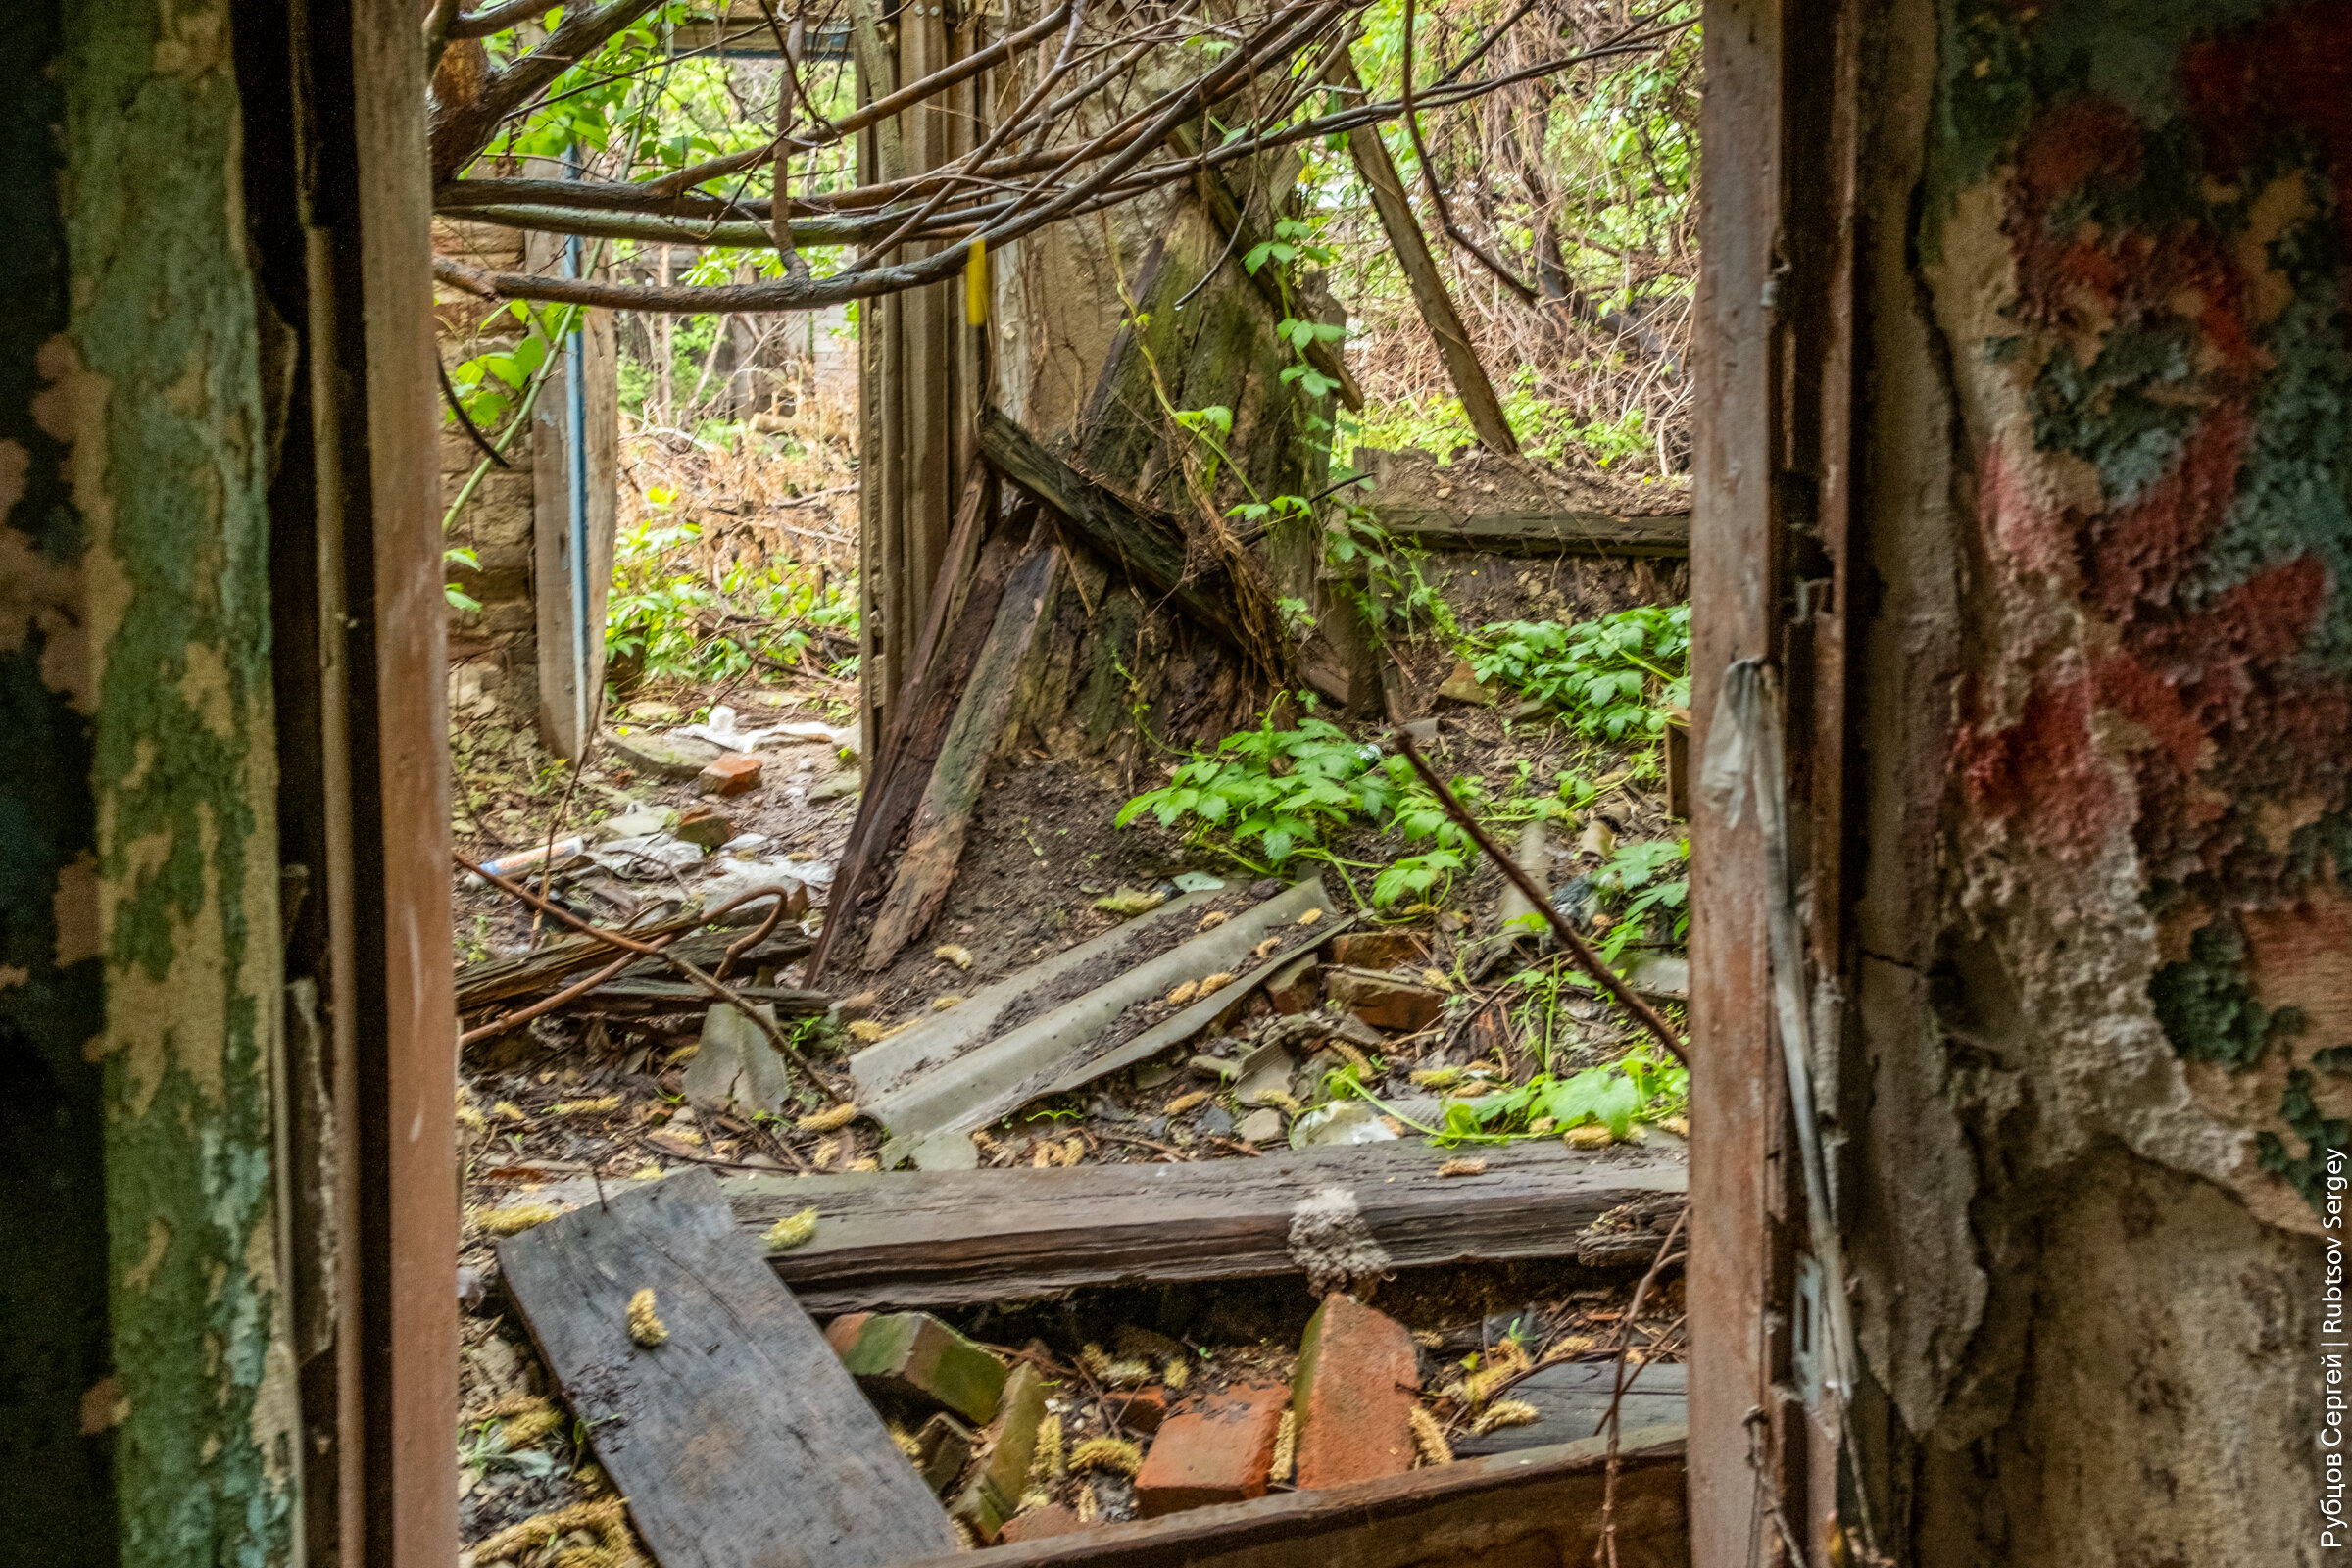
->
(1288, 1101), (1399, 1149)
(478, 836), (588, 878)
(589, 832), (705, 877)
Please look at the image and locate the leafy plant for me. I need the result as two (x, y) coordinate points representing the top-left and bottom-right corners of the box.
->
(1329, 1047), (1688, 1146)
(604, 506), (858, 684)
(1115, 710), (1494, 906)
(1472, 604), (1690, 739)
(1589, 837), (1690, 961)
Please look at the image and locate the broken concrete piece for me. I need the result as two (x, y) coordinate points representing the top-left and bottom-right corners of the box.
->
(1234, 1047), (1298, 1107)
(672, 804), (737, 848)
(809, 769), (862, 802)
(1328, 931), (1432, 969)
(1324, 967), (1447, 1033)
(697, 752), (764, 796)
(605, 729), (722, 781)
(594, 807), (672, 842)
(1264, 951), (1321, 1013)
(1236, 1107), (1285, 1144)
(1133, 1384), (1288, 1516)
(683, 1003), (790, 1115)
(1435, 660), (1500, 706)
(835, 1311), (1007, 1426)
(952, 1358), (1056, 1540)
(1291, 1296), (1420, 1489)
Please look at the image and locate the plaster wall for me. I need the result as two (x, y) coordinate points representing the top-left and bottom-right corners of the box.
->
(1847, 1), (2352, 1560)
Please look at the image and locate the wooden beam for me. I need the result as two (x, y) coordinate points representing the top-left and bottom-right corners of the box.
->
(888, 1426), (1689, 1568)
(498, 1167), (961, 1568)
(862, 546), (1060, 968)
(728, 1141), (1689, 1312)
(454, 919), (809, 1013)
(1334, 61), (1519, 457)
(1367, 502), (1690, 557)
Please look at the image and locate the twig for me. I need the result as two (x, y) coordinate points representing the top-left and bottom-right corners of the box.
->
(435, 356), (512, 470)
(1592, 1206), (1688, 1568)
(1395, 734), (1689, 1065)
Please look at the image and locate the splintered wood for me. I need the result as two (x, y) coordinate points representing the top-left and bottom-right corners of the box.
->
(496, 1167), (957, 1568)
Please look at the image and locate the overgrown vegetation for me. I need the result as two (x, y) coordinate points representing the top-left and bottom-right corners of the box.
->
(1472, 604), (1691, 738)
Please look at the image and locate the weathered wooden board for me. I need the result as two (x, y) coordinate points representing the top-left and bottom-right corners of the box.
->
(496, 1166), (958, 1568)
(1452, 1361), (1690, 1458)
(728, 1142), (1688, 1312)
(455, 920), (810, 1014)
(1368, 504), (1692, 557)
(890, 1425), (1689, 1568)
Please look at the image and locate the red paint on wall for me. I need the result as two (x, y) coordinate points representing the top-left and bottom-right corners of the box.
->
(2080, 409), (2249, 623)
(1956, 675), (2116, 862)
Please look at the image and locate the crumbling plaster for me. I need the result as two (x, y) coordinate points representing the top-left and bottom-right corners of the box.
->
(1846, 0), (2347, 1561)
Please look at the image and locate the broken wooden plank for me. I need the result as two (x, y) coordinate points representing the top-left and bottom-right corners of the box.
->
(1333, 59), (1518, 459)
(863, 545), (1060, 970)
(1367, 502), (1691, 557)
(456, 921), (813, 1014)
(496, 1165), (959, 1568)
(1452, 1362), (1689, 1458)
(889, 1425), (1688, 1568)
(578, 978), (829, 1012)
(727, 1139), (1689, 1312)
(1349, 445), (1690, 557)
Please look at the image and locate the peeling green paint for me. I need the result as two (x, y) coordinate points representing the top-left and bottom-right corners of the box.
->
(21, 0), (303, 1562)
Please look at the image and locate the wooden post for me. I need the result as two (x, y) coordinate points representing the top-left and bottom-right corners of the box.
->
(1334, 61), (1519, 456)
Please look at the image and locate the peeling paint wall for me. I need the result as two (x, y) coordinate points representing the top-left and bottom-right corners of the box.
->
(4, 0), (300, 1562)
(1850, 0), (2350, 1560)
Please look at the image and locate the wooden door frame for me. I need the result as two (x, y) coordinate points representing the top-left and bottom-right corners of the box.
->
(1687, 0), (1864, 1561)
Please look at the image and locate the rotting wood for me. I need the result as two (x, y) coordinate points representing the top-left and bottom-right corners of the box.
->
(456, 919), (809, 1014)
(1367, 501), (1690, 557)
(1453, 1364), (1689, 1459)
(570, 978), (829, 1014)
(727, 1140), (1688, 1312)
(889, 1425), (1688, 1568)
(863, 545), (1061, 970)
(809, 467), (1001, 984)
(496, 1166), (959, 1568)
(1331, 58), (1518, 458)
(980, 407), (1349, 704)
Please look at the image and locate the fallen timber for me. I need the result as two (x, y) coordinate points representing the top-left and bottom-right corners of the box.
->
(728, 1139), (1688, 1313)
(455, 918), (812, 1015)
(896, 1424), (1690, 1568)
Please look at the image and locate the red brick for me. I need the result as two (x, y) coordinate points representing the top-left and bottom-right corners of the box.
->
(1105, 1386), (1169, 1435)
(1328, 931), (1430, 970)
(695, 752), (763, 796)
(1290, 1295), (1419, 1489)
(1132, 1384), (1287, 1517)
(1264, 952), (1321, 1014)
(1322, 967), (1446, 1033)
(822, 1312), (873, 1357)
(1000, 1505), (1084, 1543)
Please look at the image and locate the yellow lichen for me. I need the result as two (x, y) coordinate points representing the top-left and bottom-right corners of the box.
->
(630, 1164), (665, 1180)
(1196, 910), (1229, 931)
(500, 1405), (566, 1449)
(932, 994), (965, 1011)
(1436, 1157), (1488, 1178)
(1297, 908), (1324, 926)
(1471, 1399), (1541, 1436)
(626, 1288), (667, 1348)
(1409, 1405), (1453, 1466)
(1255, 1089), (1302, 1114)
(1031, 1412), (1064, 1480)
(475, 1203), (562, 1236)
(492, 1100), (528, 1121)
(761, 1206), (819, 1252)
(1069, 1436), (1142, 1477)
(1163, 1090), (1211, 1116)
(1198, 971), (1234, 990)
(1165, 980), (1200, 1007)
(934, 944), (974, 970)
(847, 1157), (880, 1173)
(1074, 1485), (1099, 1524)
(1164, 1356), (1190, 1391)
(1253, 936), (1282, 958)
(548, 1095), (622, 1117)
(1409, 1067), (1463, 1089)
(456, 1089), (488, 1134)
(811, 1138), (842, 1170)
(799, 1101), (861, 1134)
(848, 1019), (886, 1043)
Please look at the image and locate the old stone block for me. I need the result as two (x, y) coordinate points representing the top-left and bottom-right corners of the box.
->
(1290, 1295), (1418, 1490)
(838, 1312), (1006, 1427)
(696, 753), (763, 797)
(1132, 1384), (1287, 1517)
(605, 729), (722, 781)
(672, 804), (737, 849)
(909, 1411), (976, 1495)
(951, 1358), (1056, 1541)
(1323, 966), (1446, 1033)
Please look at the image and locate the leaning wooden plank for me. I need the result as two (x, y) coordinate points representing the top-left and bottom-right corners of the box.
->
(863, 546), (1060, 971)
(496, 1166), (959, 1568)
(894, 1425), (1689, 1568)
(729, 1141), (1689, 1312)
